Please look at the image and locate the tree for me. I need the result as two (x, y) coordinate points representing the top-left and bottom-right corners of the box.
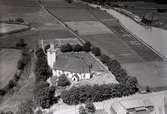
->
(15, 17), (24, 23)
(83, 41), (91, 52)
(73, 44), (83, 52)
(100, 54), (110, 64)
(34, 86), (56, 109)
(44, 45), (50, 53)
(79, 106), (87, 114)
(85, 101), (96, 113)
(16, 38), (27, 48)
(35, 48), (45, 58)
(65, 0), (73, 3)
(57, 74), (71, 87)
(61, 43), (73, 52)
(91, 47), (101, 56)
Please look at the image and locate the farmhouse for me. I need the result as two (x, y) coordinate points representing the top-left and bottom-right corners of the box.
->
(52, 53), (92, 82)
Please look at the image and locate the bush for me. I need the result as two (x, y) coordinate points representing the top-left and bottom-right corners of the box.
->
(16, 39), (27, 48)
(34, 86), (56, 109)
(0, 89), (6, 96)
(65, 0), (73, 3)
(61, 43), (73, 52)
(100, 54), (110, 64)
(57, 74), (71, 87)
(17, 59), (26, 70)
(85, 101), (96, 113)
(83, 41), (91, 52)
(61, 83), (136, 105)
(35, 49), (52, 82)
(107, 59), (121, 71)
(91, 47), (101, 56)
(73, 44), (83, 52)
(15, 17), (24, 23)
(79, 106), (87, 114)
(35, 48), (46, 58)
(7, 80), (17, 89)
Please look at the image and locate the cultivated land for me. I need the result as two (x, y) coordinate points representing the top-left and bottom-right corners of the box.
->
(43, 0), (167, 88)
(0, 23), (29, 35)
(0, 49), (21, 89)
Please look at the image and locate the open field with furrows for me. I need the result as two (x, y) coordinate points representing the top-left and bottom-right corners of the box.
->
(48, 8), (97, 21)
(65, 21), (112, 35)
(0, 49), (21, 89)
(82, 33), (143, 63)
(102, 20), (163, 62)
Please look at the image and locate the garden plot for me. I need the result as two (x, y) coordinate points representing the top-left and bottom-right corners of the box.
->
(0, 49), (21, 89)
(65, 21), (112, 35)
(48, 8), (97, 21)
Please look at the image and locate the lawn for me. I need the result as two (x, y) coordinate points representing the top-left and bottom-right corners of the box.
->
(0, 49), (22, 89)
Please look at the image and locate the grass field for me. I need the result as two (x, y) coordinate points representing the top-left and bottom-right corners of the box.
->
(0, 49), (21, 89)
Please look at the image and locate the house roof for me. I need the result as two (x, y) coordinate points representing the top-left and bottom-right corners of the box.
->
(53, 53), (90, 73)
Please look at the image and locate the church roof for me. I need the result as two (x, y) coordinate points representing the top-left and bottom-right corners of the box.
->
(53, 53), (90, 73)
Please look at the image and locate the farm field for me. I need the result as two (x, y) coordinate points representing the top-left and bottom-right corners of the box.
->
(102, 20), (163, 61)
(82, 33), (142, 63)
(65, 21), (112, 35)
(0, 23), (29, 34)
(0, 49), (21, 89)
(48, 8), (97, 21)
(43, 0), (167, 88)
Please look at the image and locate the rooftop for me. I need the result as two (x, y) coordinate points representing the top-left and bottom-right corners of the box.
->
(53, 52), (90, 73)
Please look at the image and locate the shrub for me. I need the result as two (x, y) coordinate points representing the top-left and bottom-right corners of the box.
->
(17, 59), (26, 70)
(79, 106), (87, 114)
(15, 17), (24, 23)
(91, 47), (101, 56)
(44, 45), (50, 53)
(66, 0), (73, 3)
(61, 43), (73, 52)
(57, 74), (71, 87)
(16, 39), (27, 48)
(85, 101), (96, 113)
(34, 86), (56, 109)
(73, 44), (83, 52)
(0, 89), (6, 96)
(7, 80), (17, 89)
(61, 83), (136, 105)
(100, 54), (110, 64)
(35, 48), (45, 58)
(83, 41), (91, 52)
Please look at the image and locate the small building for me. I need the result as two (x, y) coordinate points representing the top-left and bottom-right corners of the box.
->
(110, 99), (154, 114)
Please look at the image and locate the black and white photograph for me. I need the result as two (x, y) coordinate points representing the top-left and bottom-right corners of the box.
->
(0, 0), (167, 113)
